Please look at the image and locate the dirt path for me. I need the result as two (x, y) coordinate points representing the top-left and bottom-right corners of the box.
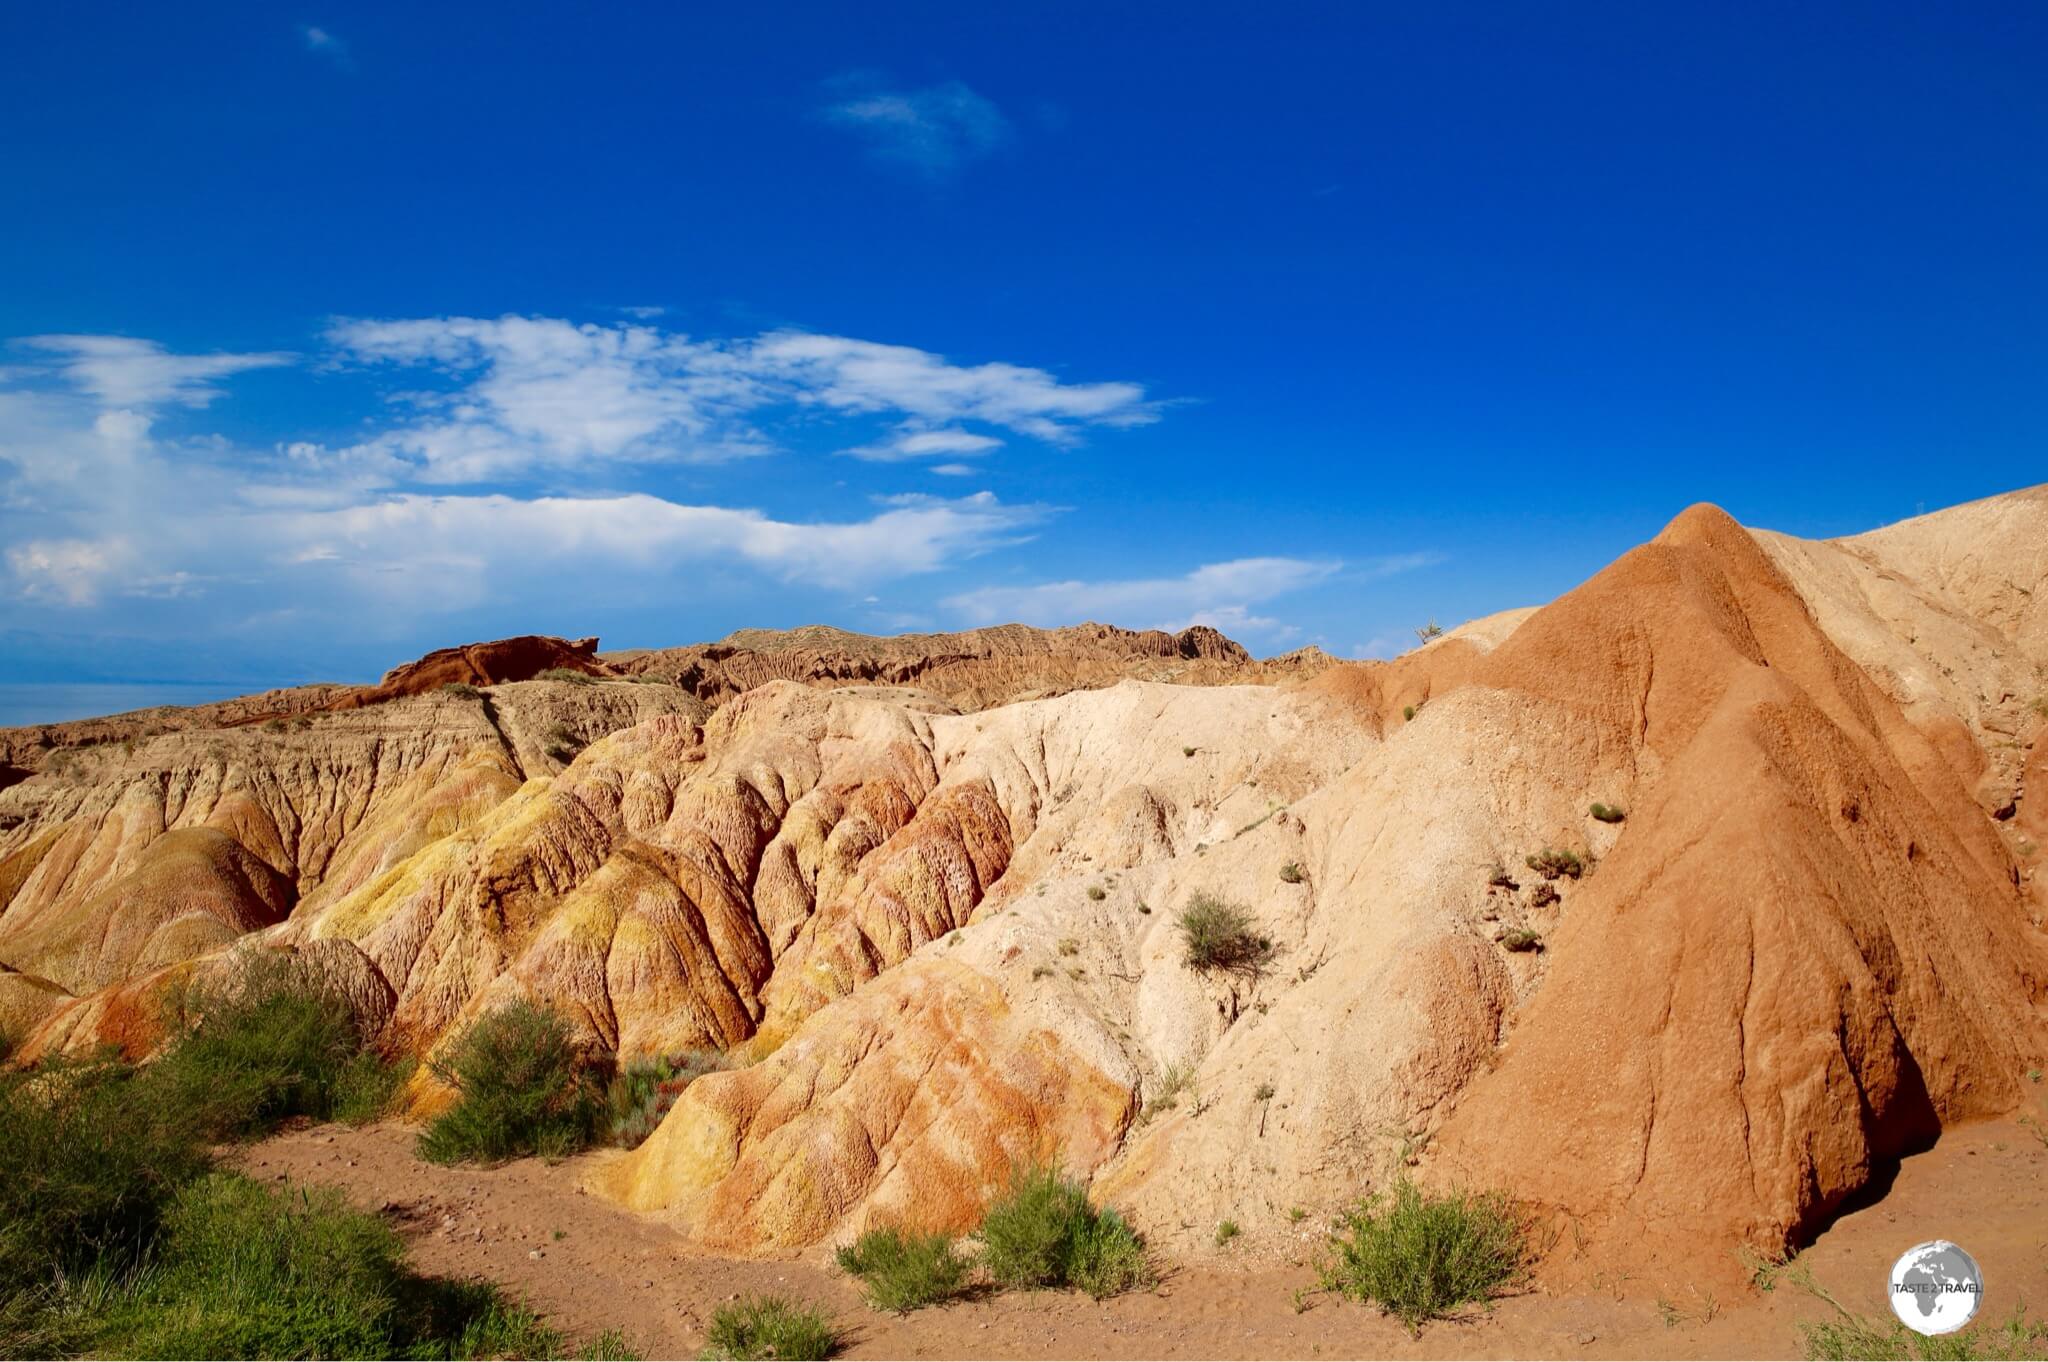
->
(236, 1115), (2048, 1359)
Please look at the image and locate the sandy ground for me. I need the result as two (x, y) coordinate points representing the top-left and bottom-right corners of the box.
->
(236, 1112), (2048, 1360)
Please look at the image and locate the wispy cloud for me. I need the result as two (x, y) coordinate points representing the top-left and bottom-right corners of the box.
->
(944, 557), (1352, 641)
(842, 428), (1003, 463)
(299, 25), (353, 70)
(322, 315), (1156, 482)
(20, 335), (292, 408)
(824, 77), (1011, 175)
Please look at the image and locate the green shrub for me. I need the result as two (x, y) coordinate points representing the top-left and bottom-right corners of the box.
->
(1279, 862), (1305, 884)
(440, 682), (482, 699)
(1501, 930), (1543, 953)
(418, 1001), (598, 1165)
(148, 963), (376, 1138)
(0, 1056), (211, 1296)
(977, 1164), (1150, 1298)
(1086, 885), (1106, 901)
(332, 1051), (416, 1126)
(1524, 848), (1585, 881)
(606, 1050), (727, 1150)
(542, 723), (583, 763)
(1402, 705), (1416, 722)
(834, 1226), (972, 1313)
(1214, 1219), (1241, 1247)
(94, 1173), (568, 1360)
(1319, 1179), (1524, 1331)
(1589, 802), (1626, 824)
(701, 1295), (840, 1360)
(537, 668), (594, 686)
(1177, 892), (1273, 974)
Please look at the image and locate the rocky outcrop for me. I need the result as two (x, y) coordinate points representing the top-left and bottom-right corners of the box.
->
(608, 622), (1328, 710)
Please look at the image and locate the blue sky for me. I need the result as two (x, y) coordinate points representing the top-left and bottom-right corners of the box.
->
(2, 3), (2043, 693)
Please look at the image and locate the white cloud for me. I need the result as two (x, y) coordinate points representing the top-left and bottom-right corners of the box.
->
(842, 427), (1003, 462)
(6, 537), (134, 606)
(747, 332), (1154, 443)
(324, 315), (1154, 482)
(21, 335), (291, 408)
(0, 373), (1049, 621)
(929, 463), (977, 477)
(277, 489), (1044, 603)
(300, 25), (352, 69)
(824, 78), (1010, 175)
(945, 557), (1345, 639)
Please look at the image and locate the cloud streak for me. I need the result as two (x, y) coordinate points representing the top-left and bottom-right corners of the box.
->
(824, 78), (1011, 175)
(21, 335), (292, 408)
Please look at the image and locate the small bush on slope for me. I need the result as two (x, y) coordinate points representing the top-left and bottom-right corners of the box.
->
(1318, 1178), (1524, 1332)
(977, 1164), (1151, 1298)
(701, 1295), (840, 1360)
(1177, 892), (1273, 974)
(834, 1227), (973, 1312)
(1524, 848), (1586, 881)
(419, 1000), (599, 1164)
(536, 668), (595, 685)
(606, 1049), (728, 1150)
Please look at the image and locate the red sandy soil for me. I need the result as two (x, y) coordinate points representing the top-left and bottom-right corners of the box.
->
(237, 1111), (2048, 1360)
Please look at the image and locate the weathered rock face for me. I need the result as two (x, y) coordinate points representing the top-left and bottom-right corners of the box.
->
(2, 490), (2044, 1283)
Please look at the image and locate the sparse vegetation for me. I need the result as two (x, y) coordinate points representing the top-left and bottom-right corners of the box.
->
(1524, 848), (1586, 880)
(261, 717), (287, 734)
(606, 1049), (729, 1149)
(542, 722), (584, 764)
(1319, 1178), (1525, 1332)
(441, 681), (483, 699)
(1486, 864), (1518, 890)
(0, 990), (598, 1360)
(1528, 882), (1559, 909)
(1215, 1219), (1241, 1247)
(1087, 885), (1106, 901)
(1140, 1061), (1196, 1122)
(977, 1164), (1151, 1298)
(1057, 937), (1080, 956)
(1177, 891), (1273, 974)
(1501, 929), (1543, 953)
(150, 960), (405, 1138)
(701, 1294), (841, 1360)
(1254, 1081), (1276, 1102)
(537, 668), (595, 686)
(834, 1226), (973, 1313)
(1031, 964), (1055, 980)
(1800, 1301), (2047, 1360)
(418, 1000), (600, 1165)
(1590, 802), (1626, 824)
(1403, 705), (1417, 722)
(1415, 621), (1444, 643)
(1183, 746), (1196, 757)
(1279, 861), (1305, 884)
